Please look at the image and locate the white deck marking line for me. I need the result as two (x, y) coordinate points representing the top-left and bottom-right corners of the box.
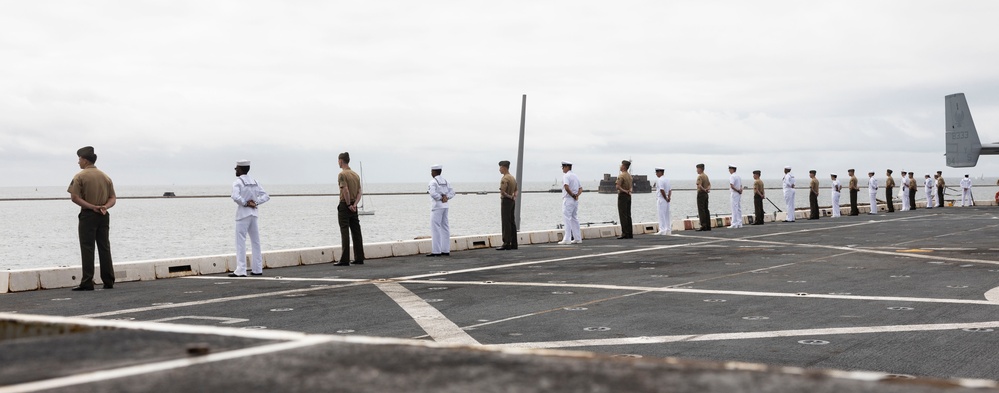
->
(490, 320), (999, 349)
(985, 286), (999, 303)
(183, 276), (368, 282)
(0, 335), (337, 393)
(725, 236), (999, 266)
(147, 316), (250, 324)
(400, 280), (997, 305)
(76, 281), (368, 318)
(392, 240), (729, 281)
(375, 282), (480, 346)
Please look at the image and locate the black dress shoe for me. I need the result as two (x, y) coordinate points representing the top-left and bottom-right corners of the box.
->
(72, 286), (94, 291)
(427, 254), (440, 257)
(333, 261), (350, 266)
(250, 272), (263, 276)
(495, 247), (507, 251)
(441, 253), (450, 257)
(103, 284), (114, 289)
(352, 260), (364, 265)
(228, 273), (246, 277)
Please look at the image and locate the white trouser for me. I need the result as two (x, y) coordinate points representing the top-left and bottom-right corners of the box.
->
(235, 216), (262, 275)
(962, 189), (972, 206)
(900, 189), (908, 211)
(657, 199), (671, 234)
(869, 191), (878, 214)
(926, 190), (934, 208)
(783, 189), (795, 221)
(562, 198), (581, 241)
(431, 208), (450, 254)
(730, 193), (742, 227)
(831, 192), (841, 217)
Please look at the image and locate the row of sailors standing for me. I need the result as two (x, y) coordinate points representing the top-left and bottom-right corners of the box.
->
(433, 162), (976, 254)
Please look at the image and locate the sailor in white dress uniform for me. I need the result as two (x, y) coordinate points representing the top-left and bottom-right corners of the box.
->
(560, 161), (583, 244)
(867, 170), (879, 214)
(924, 174), (935, 209)
(428, 164), (456, 256)
(231, 160), (270, 277)
(899, 171), (910, 211)
(654, 167), (671, 235)
(782, 166), (795, 222)
(960, 174), (973, 206)
(728, 165), (743, 228)
(830, 173), (841, 217)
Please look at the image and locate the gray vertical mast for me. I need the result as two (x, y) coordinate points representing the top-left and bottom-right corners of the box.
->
(515, 94), (526, 229)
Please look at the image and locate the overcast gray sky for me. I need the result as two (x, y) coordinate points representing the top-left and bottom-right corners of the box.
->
(3, 0), (999, 187)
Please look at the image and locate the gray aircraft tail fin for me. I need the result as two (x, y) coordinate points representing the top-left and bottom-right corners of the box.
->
(945, 93), (982, 167)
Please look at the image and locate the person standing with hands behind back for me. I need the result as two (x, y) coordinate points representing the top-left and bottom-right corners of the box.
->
(230, 160), (269, 277)
(497, 161), (518, 250)
(335, 152), (364, 266)
(616, 160), (634, 239)
(68, 146), (116, 291)
(695, 163), (711, 231)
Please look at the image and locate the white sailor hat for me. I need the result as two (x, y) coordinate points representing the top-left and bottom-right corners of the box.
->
(728, 164), (737, 169)
(236, 159), (251, 166)
(561, 161), (572, 166)
(655, 167), (665, 171)
(831, 173), (837, 176)
(925, 173), (931, 176)
(784, 165), (791, 170)
(868, 169), (875, 173)
(431, 164), (442, 170)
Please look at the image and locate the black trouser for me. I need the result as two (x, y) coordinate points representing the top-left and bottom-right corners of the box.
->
(697, 191), (710, 230)
(338, 201), (364, 262)
(501, 198), (517, 248)
(809, 192), (819, 219)
(618, 193), (633, 237)
(849, 189), (859, 215)
(886, 186), (894, 212)
(909, 188), (917, 210)
(78, 209), (114, 288)
(937, 186), (945, 207)
(753, 194), (764, 224)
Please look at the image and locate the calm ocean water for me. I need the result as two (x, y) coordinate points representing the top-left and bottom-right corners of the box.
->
(3, 178), (994, 270)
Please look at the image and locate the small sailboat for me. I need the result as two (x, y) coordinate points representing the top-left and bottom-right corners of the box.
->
(358, 162), (375, 216)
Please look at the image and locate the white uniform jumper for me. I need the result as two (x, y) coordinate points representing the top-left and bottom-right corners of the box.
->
(924, 177), (935, 208)
(831, 179), (842, 217)
(232, 174), (270, 276)
(900, 176), (910, 211)
(428, 175), (456, 255)
(562, 171), (582, 243)
(729, 173), (743, 228)
(868, 177), (879, 214)
(655, 176), (672, 235)
(960, 177), (973, 206)
(782, 172), (795, 222)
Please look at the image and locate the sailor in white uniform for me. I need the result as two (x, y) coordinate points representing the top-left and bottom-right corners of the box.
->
(728, 165), (743, 228)
(960, 174), (973, 206)
(427, 164), (456, 257)
(830, 173), (842, 218)
(782, 166), (795, 222)
(654, 167), (672, 235)
(867, 170), (878, 215)
(231, 160), (270, 277)
(924, 174), (935, 209)
(560, 161), (583, 244)
(900, 171), (911, 211)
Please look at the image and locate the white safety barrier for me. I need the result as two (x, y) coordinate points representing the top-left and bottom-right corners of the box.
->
(0, 271), (9, 294)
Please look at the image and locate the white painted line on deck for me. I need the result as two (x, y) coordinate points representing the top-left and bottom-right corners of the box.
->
(400, 280), (998, 305)
(0, 335), (337, 393)
(491, 320), (999, 349)
(375, 282), (480, 346)
(76, 281), (368, 318)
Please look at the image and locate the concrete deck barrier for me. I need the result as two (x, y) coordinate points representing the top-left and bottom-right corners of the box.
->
(8, 270), (40, 292)
(0, 272), (7, 294)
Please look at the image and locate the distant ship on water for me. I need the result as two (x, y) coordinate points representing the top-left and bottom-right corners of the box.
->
(598, 173), (652, 194)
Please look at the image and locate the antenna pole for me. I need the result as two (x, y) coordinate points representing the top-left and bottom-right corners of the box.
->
(515, 94), (527, 229)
